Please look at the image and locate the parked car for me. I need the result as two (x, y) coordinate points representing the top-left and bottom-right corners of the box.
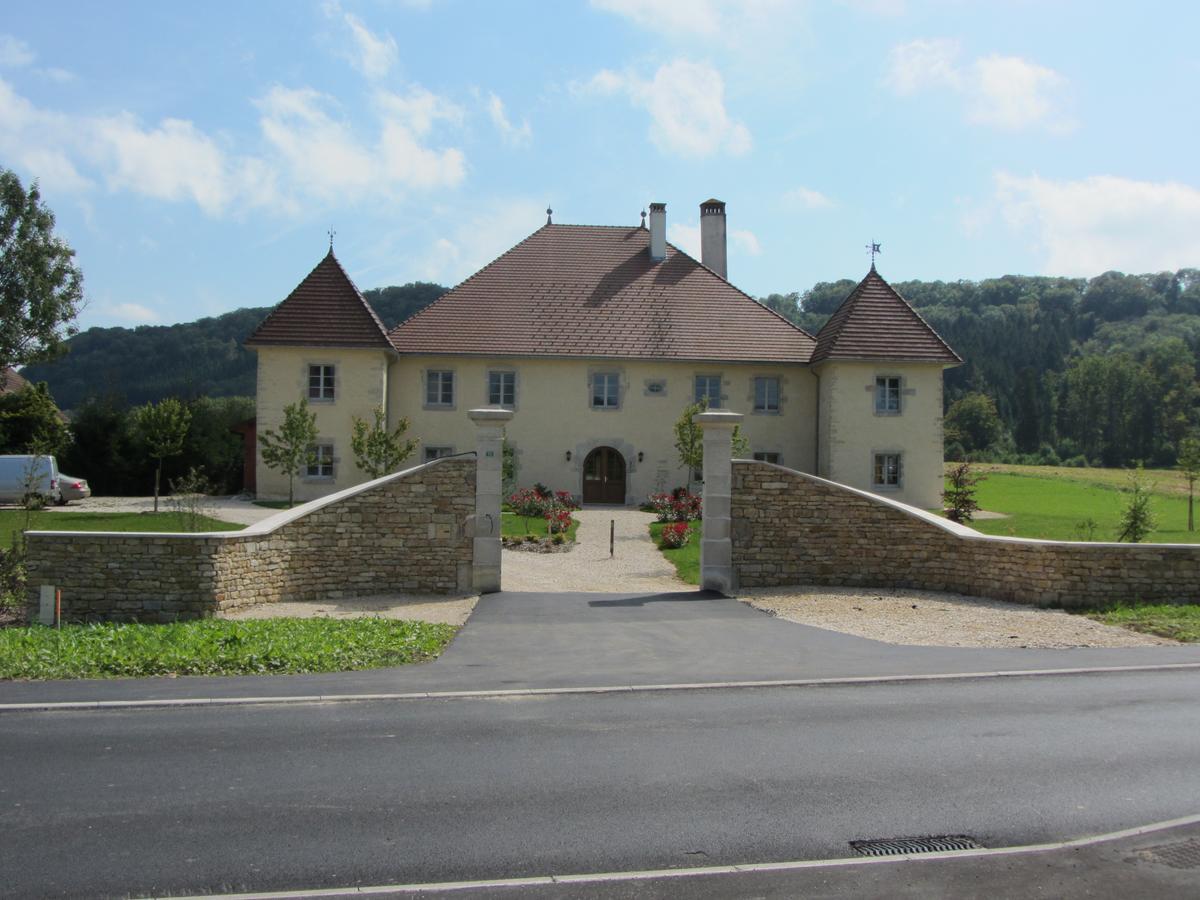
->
(58, 473), (91, 504)
(0, 454), (67, 505)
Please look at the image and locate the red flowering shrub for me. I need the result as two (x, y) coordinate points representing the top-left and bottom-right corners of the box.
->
(545, 508), (573, 534)
(660, 521), (690, 548)
(647, 490), (702, 522)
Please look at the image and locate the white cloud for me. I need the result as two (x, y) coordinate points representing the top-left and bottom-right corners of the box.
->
(885, 39), (1070, 132)
(0, 75), (467, 216)
(342, 11), (398, 80)
(0, 34), (35, 68)
(487, 92), (531, 148)
(994, 172), (1200, 275)
(668, 221), (761, 259)
(414, 198), (546, 283)
(591, 0), (794, 41)
(38, 66), (74, 83)
(783, 186), (833, 210)
(580, 59), (750, 158)
(104, 302), (160, 324)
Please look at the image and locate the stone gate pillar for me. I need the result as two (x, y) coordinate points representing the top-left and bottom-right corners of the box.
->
(695, 410), (742, 594)
(468, 408), (513, 593)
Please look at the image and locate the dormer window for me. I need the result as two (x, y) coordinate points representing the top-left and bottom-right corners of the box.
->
(308, 365), (335, 401)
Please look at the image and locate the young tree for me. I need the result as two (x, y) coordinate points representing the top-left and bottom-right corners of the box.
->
(942, 461), (983, 523)
(0, 169), (83, 370)
(132, 398), (191, 512)
(673, 399), (749, 492)
(258, 398), (318, 507)
(350, 407), (418, 479)
(1178, 435), (1200, 531)
(1116, 465), (1158, 543)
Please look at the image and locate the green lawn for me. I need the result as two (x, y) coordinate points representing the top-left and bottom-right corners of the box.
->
(501, 511), (580, 542)
(252, 500), (293, 510)
(1088, 604), (1200, 642)
(649, 521), (701, 584)
(0, 617), (456, 680)
(955, 470), (1200, 543)
(1, 509), (244, 546)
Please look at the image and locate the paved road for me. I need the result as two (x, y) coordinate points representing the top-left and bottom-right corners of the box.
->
(3, 669), (1199, 898)
(4, 591), (1200, 706)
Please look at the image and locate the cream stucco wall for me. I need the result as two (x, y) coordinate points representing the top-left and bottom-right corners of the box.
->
(254, 346), (392, 502)
(815, 361), (946, 509)
(386, 356), (817, 504)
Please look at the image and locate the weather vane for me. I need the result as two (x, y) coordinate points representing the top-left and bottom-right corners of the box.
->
(328, 227), (337, 250)
(546, 207), (553, 225)
(866, 241), (881, 268)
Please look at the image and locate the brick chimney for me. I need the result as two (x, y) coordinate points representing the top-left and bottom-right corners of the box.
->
(700, 198), (727, 279)
(648, 202), (666, 262)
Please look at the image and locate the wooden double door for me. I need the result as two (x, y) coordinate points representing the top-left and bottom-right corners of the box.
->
(582, 446), (626, 504)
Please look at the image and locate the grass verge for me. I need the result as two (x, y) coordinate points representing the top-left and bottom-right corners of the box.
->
(1, 509), (243, 546)
(1087, 604), (1200, 642)
(501, 511), (580, 542)
(950, 472), (1200, 543)
(649, 521), (701, 585)
(0, 617), (457, 680)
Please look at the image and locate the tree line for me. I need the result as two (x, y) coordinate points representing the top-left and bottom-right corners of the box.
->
(762, 268), (1200, 466)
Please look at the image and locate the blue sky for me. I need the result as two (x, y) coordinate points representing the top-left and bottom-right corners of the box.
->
(3, 1), (1199, 329)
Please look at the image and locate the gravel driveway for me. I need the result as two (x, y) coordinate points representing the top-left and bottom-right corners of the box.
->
(501, 506), (685, 593)
(38, 494), (278, 527)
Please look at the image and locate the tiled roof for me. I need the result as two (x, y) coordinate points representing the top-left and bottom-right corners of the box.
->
(389, 224), (816, 363)
(246, 250), (393, 350)
(0, 366), (29, 395)
(811, 268), (962, 365)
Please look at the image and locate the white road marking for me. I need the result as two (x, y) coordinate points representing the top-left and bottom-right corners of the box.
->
(1, 661), (1199, 713)
(147, 812), (1200, 898)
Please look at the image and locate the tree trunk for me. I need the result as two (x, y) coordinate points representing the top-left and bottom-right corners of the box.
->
(1190, 482), (1194, 532)
(154, 461), (161, 513)
(288, 472), (294, 508)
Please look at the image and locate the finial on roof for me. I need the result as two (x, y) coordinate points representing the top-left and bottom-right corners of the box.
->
(640, 209), (647, 229)
(328, 227), (337, 252)
(546, 207), (553, 225)
(866, 241), (881, 270)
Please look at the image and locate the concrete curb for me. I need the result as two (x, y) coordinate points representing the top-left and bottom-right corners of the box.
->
(3, 661), (1198, 713)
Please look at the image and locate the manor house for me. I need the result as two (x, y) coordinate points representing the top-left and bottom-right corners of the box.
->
(247, 200), (961, 509)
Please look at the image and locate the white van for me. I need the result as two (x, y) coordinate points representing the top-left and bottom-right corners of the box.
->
(0, 455), (64, 505)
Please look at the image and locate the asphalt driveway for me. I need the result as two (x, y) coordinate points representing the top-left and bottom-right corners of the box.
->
(3, 589), (1200, 705)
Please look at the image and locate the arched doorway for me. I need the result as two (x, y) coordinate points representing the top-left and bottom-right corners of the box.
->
(582, 446), (626, 504)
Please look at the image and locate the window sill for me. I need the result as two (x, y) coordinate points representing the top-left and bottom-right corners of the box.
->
(307, 397), (336, 404)
(752, 408), (781, 415)
(423, 404), (456, 411)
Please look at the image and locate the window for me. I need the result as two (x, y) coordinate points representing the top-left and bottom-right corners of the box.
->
(592, 372), (620, 409)
(695, 374), (722, 407)
(753, 376), (780, 413)
(308, 365), (335, 401)
(646, 380), (666, 395)
(307, 443), (334, 478)
(424, 446), (454, 461)
(873, 452), (902, 488)
(875, 376), (901, 414)
(488, 371), (515, 407)
(426, 370), (454, 407)
(753, 451), (781, 464)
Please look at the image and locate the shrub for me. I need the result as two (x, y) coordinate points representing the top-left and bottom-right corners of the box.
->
(647, 490), (702, 522)
(545, 507), (573, 534)
(660, 521), (690, 548)
(943, 461), (982, 523)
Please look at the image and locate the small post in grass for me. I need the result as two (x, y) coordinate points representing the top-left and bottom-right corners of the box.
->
(610, 519), (615, 558)
(55, 589), (61, 629)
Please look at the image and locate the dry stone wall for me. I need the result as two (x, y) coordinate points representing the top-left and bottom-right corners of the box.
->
(732, 461), (1200, 608)
(24, 457), (476, 623)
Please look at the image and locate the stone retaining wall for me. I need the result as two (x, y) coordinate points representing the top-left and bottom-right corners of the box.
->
(732, 461), (1200, 608)
(24, 456), (476, 623)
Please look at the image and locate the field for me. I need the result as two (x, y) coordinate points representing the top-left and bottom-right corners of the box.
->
(950, 464), (1200, 544)
(0, 509), (243, 547)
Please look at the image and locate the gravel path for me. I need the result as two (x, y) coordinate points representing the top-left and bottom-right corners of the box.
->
(37, 495), (278, 526)
(740, 586), (1173, 648)
(502, 506), (686, 593)
(222, 594), (478, 626)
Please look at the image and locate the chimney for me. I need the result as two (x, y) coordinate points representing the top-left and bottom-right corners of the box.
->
(700, 198), (727, 279)
(648, 202), (666, 261)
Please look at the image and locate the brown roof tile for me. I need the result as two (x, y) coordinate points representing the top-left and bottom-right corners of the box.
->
(811, 268), (962, 365)
(0, 366), (29, 395)
(388, 224), (816, 363)
(246, 250), (393, 350)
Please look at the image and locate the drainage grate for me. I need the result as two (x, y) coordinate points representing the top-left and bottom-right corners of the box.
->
(850, 835), (983, 857)
(1135, 839), (1200, 870)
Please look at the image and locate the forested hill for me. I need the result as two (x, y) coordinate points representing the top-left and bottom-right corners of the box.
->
(20, 283), (448, 410)
(762, 268), (1200, 466)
